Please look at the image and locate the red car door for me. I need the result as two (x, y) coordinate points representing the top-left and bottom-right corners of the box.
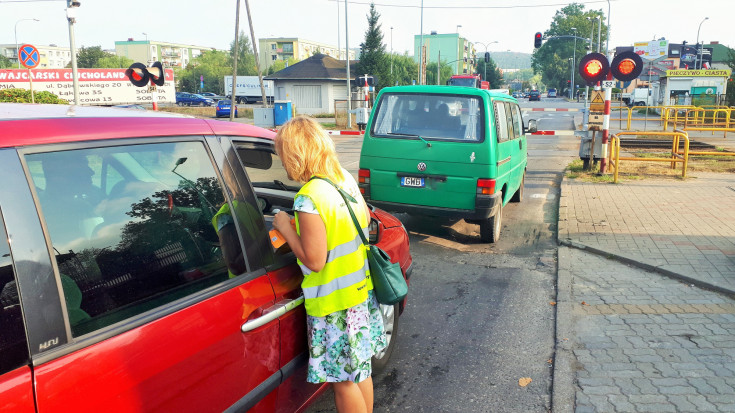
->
(8, 139), (284, 412)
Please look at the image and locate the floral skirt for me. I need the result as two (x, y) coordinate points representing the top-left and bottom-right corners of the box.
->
(306, 290), (387, 383)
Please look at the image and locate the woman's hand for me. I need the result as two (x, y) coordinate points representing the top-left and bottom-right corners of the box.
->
(273, 210), (294, 236)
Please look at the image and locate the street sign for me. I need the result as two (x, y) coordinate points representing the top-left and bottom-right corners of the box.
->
(590, 90), (605, 112)
(602, 80), (615, 89)
(588, 113), (604, 130)
(19, 44), (40, 69)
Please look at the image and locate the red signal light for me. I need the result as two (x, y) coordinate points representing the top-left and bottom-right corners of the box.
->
(578, 53), (609, 85)
(534, 32), (543, 48)
(610, 51), (643, 81)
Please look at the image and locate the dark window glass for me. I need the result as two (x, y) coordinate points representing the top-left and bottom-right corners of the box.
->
(27, 141), (242, 337)
(0, 210), (29, 374)
(494, 101), (509, 143)
(504, 102), (515, 140)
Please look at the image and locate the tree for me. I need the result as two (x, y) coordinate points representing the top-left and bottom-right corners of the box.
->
(531, 3), (607, 91)
(178, 50), (232, 94)
(425, 62), (454, 85)
(355, 3), (390, 90)
(726, 49), (735, 106)
(477, 57), (502, 88)
(387, 52), (418, 86)
(230, 31), (258, 76)
(0, 54), (12, 69)
(75, 46), (112, 68)
(266, 57), (299, 75)
(95, 55), (134, 68)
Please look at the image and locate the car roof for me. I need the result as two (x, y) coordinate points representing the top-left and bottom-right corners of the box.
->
(0, 103), (275, 148)
(377, 85), (516, 99)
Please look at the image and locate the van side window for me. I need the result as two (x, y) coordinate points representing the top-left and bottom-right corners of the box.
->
(0, 210), (29, 374)
(512, 104), (524, 138)
(494, 101), (509, 143)
(504, 102), (515, 140)
(27, 142), (235, 338)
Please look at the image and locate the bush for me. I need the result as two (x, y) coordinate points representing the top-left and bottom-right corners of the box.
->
(0, 88), (69, 104)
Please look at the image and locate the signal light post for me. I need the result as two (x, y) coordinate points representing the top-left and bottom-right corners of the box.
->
(125, 62), (165, 110)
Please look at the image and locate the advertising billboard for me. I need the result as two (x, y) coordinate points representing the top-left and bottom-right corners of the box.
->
(0, 68), (175, 105)
(633, 40), (669, 60)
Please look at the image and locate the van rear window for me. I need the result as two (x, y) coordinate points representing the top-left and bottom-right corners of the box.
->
(371, 93), (483, 142)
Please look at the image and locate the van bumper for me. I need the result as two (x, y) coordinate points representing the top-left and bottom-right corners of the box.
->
(366, 192), (502, 221)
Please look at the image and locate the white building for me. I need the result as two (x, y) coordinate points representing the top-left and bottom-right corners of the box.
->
(1, 44), (71, 68)
(115, 39), (223, 68)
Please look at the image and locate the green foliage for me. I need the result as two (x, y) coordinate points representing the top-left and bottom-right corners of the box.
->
(355, 3), (389, 90)
(0, 54), (12, 69)
(95, 55), (134, 69)
(424, 62), (454, 85)
(178, 50), (232, 94)
(266, 57), (299, 75)
(230, 31), (258, 76)
(0, 88), (68, 104)
(532, 3), (607, 91)
(385, 53), (418, 86)
(726, 49), (735, 106)
(476, 57), (502, 88)
(75, 46), (113, 68)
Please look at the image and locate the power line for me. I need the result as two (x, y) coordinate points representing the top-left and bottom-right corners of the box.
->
(327, 0), (614, 9)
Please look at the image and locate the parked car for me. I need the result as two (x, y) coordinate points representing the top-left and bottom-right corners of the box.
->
(528, 90), (541, 101)
(175, 92), (214, 106)
(0, 103), (412, 412)
(547, 88), (557, 98)
(215, 99), (238, 118)
(358, 85), (535, 243)
(200, 92), (225, 102)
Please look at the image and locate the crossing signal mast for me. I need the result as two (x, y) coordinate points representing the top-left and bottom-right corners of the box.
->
(125, 62), (165, 110)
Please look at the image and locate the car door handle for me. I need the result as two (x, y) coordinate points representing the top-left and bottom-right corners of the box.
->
(241, 294), (305, 332)
(519, 140), (523, 150)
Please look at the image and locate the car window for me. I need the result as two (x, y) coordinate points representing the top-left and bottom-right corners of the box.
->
(504, 102), (515, 140)
(0, 210), (29, 374)
(512, 104), (523, 138)
(26, 141), (244, 337)
(494, 101), (509, 143)
(372, 93), (483, 142)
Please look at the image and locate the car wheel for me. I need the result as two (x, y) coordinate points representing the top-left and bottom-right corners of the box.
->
(511, 173), (524, 203)
(480, 192), (502, 243)
(372, 302), (399, 375)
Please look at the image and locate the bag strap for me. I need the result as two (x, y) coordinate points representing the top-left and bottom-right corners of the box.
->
(310, 176), (369, 246)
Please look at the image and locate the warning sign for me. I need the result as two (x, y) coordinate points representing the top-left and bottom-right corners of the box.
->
(588, 113), (604, 131)
(590, 90), (605, 112)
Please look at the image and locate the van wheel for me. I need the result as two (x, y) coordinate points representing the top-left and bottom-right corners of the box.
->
(372, 303), (399, 375)
(511, 174), (524, 203)
(480, 193), (502, 243)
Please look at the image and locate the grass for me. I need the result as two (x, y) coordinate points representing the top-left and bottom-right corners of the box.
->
(159, 106), (254, 119)
(320, 122), (338, 129)
(311, 113), (335, 118)
(567, 149), (735, 183)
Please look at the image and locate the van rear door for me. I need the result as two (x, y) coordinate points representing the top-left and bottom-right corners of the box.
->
(360, 92), (489, 211)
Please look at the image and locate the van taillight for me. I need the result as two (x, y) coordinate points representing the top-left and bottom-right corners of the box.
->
(358, 169), (370, 184)
(476, 178), (495, 195)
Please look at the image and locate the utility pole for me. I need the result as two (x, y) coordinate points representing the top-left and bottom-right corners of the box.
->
(244, 0), (268, 108)
(345, 0), (351, 128)
(229, 0), (240, 122)
(66, 0), (80, 105)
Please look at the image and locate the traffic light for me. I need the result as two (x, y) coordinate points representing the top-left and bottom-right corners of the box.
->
(534, 32), (542, 48)
(577, 53), (609, 85)
(610, 51), (643, 82)
(125, 62), (165, 87)
(484, 52), (490, 63)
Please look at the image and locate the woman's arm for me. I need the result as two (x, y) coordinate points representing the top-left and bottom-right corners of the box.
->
(273, 210), (327, 272)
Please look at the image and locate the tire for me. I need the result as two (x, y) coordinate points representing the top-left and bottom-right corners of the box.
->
(372, 302), (399, 375)
(635, 101), (645, 107)
(511, 173), (524, 203)
(480, 192), (502, 243)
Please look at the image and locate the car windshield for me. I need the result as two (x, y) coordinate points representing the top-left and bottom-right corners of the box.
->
(448, 78), (478, 87)
(219, 100), (232, 105)
(371, 93), (483, 142)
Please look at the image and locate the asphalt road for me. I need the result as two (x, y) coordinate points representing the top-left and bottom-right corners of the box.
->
(305, 99), (581, 412)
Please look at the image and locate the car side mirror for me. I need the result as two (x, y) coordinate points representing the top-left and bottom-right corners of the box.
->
(526, 119), (538, 134)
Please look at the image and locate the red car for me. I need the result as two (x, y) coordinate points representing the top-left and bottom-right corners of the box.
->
(0, 104), (412, 412)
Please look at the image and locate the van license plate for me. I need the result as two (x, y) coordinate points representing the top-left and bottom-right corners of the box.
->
(401, 176), (425, 188)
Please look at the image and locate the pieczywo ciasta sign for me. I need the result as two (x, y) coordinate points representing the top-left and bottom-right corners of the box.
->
(0, 68), (175, 105)
(665, 69), (731, 78)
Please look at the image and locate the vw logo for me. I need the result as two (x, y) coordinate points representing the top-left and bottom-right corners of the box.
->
(417, 162), (427, 172)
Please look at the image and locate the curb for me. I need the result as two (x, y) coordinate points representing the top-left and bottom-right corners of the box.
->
(326, 130), (364, 136)
(523, 108), (580, 112)
(530, 130), (576, 136)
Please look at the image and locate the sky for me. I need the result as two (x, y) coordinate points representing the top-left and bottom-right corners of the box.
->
(2, 0), (733, 60)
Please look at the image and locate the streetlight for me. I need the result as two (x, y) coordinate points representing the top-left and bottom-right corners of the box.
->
(390, 26), (393, 76)
(142, 32), (150, 65)
(571, 27), (577, 99)
(456, 24), (462, 34)
(696, 17), (709, 69)
(14, 18), (39, 68)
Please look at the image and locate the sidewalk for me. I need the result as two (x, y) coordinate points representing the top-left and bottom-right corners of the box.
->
(554, 170), (735, 411)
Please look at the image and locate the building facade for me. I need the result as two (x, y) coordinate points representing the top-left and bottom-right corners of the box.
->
(1, 44), (71, 69)
(258, 38), (355, 70)
(115, 39), (222, 68)
(413, 33), (476, 76)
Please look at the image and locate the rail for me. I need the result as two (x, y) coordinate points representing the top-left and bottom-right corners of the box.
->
(608, 130), (690, 183)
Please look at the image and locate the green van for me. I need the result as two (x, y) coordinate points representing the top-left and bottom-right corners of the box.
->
(358, 85), (535, 243)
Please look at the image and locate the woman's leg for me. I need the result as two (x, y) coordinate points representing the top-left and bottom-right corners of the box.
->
(356, 376), (374, 412)
(332, 381), (368, 413)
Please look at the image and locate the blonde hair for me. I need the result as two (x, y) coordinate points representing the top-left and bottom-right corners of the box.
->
(275, 116), (345, 183)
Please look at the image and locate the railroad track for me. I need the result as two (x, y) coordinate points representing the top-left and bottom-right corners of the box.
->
(619, 138), (718, 150)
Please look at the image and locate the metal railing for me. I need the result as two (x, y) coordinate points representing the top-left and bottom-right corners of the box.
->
(608, 130), (690, 183)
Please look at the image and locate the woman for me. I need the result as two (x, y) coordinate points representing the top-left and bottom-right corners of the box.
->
(273, 116), (386, 413)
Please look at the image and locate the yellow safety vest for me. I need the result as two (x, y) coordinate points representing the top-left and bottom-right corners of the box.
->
(296, 176), (372, 317)
(212, 200), (258, 278)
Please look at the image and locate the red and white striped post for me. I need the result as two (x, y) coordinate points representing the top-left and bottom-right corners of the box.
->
(599, 72), (613, 173)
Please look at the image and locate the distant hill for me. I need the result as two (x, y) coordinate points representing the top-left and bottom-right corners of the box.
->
(489, 51), (532, 70)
